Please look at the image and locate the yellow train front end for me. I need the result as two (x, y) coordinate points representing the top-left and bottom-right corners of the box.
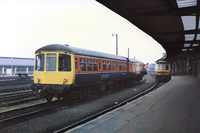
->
(155, 62), (171, 82)
(31, 51), (75, 102)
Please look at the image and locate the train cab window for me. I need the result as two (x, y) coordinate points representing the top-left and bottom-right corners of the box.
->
(166, 65), (169, 70)
(157, 65), (161, 70)
(119, 62), (122, 70)
(58, 54), (71, 71)
(112, 62), (115, 71)
(80, 58), (86, 71)
(108, 61), (111, 71)
(103, 60), (107, 71)
(46, 53), (57, 71)
(87, 59), (92, 71)
(93, 59), (98, 71)
(35, 54), (45, 71)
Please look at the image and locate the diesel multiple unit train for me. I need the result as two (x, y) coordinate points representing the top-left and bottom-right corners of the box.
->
(155, 61), (171, 81)
(31, 44), (147, 102)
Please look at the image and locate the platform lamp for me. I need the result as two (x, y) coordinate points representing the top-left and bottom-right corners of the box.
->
(112, 33), (118, 55)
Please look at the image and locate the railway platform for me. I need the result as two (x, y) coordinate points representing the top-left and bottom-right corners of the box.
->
(68, 75), (200, 133)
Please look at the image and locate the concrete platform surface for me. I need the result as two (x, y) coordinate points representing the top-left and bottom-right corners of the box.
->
(67, 76), (200, 133)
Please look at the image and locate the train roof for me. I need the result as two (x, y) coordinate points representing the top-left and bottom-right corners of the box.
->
(35, 44), (127, 61)
(128, 58), (143, 63)
(156, 61), (169, 64)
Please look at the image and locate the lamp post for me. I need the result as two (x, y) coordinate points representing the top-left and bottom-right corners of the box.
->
(128, 48), (130, 59)
(112, 33), (118, 55)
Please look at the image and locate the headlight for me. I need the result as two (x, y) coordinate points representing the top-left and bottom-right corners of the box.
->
(37, 78), (40, 83)
(63, 78), (67, 83)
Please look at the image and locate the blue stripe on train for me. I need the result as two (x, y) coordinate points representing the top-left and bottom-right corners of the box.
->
(75, 72), (141, 85)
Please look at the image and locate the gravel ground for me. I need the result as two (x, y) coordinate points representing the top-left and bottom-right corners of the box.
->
(0, 74), (156, 133)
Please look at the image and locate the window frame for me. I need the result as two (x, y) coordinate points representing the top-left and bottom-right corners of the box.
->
(80, 57), (86, 72)
(87, 58), (93, 71)
(35, 53), (45, 71)
(58, 53), (71, 72)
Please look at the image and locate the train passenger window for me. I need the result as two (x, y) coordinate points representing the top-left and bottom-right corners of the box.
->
(46, 53), (57, 71)
(80, 58), (86, 71)
(93, 59), (98, 71)
(103, 60), (107, 71)
(108, 61), (111, 71)
(59, 54), (71, 71)
(112, 62), (115, 71)
(98, 60), (101, 70)
(75, 58), (78, 70)
(116, 62), (118, 70)
(119, 62), (121, 70)
(87, 59), (92, 71)
(133, 64), (136, 71)
(124, 63), (127, 70)
(122, 63), (125, 70)
(35, 54), (45, 71)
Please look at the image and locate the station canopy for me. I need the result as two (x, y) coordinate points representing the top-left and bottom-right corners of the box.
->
(97, 0), (200, 61)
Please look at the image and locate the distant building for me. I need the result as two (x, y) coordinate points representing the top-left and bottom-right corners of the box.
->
(0, 57), (34, 76)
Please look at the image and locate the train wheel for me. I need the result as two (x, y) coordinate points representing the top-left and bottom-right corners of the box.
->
(57, 95), (61, 100)
(45, 93), (53, 102)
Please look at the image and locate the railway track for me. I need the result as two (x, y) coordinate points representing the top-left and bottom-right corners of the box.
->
(0, 75), (162, 132)
(0, 75), (33, 88)
(54, 81), (159, 132)
(0, 81), (158, 128)
(0, 77), (35, 107)
(0, 100), (65, 124)
(0, 79), (33, 87)
(0, 90), (38, 107)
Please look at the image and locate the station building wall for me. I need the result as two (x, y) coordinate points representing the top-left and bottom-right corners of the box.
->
(0, 57), (34, 76)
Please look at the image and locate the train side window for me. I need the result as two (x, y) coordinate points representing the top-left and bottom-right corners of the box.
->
(122, 62), (125, 70)
(58, 54), (71, 71)
(116, 61), (118, 71)
(112, 61), (115, 71)
(133, 64), (135, 71)
(93, 59), (98, 71)
(87, 59), (92, 71)
(35, 54), (45, 71)
(46, 53), (57, 71)
(129, 63), (132, 71)
(119, 62), (122, 70)
(98, 60), (101, 71)
(75, 58), (78, 70)
(103, 60), (107, 71)
(124, 63), (127, 70)
(108, 61), (111, 71)
(80, 58), (86, 71)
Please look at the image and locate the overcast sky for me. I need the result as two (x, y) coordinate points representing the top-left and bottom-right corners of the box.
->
(0, 0), (165, 63)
